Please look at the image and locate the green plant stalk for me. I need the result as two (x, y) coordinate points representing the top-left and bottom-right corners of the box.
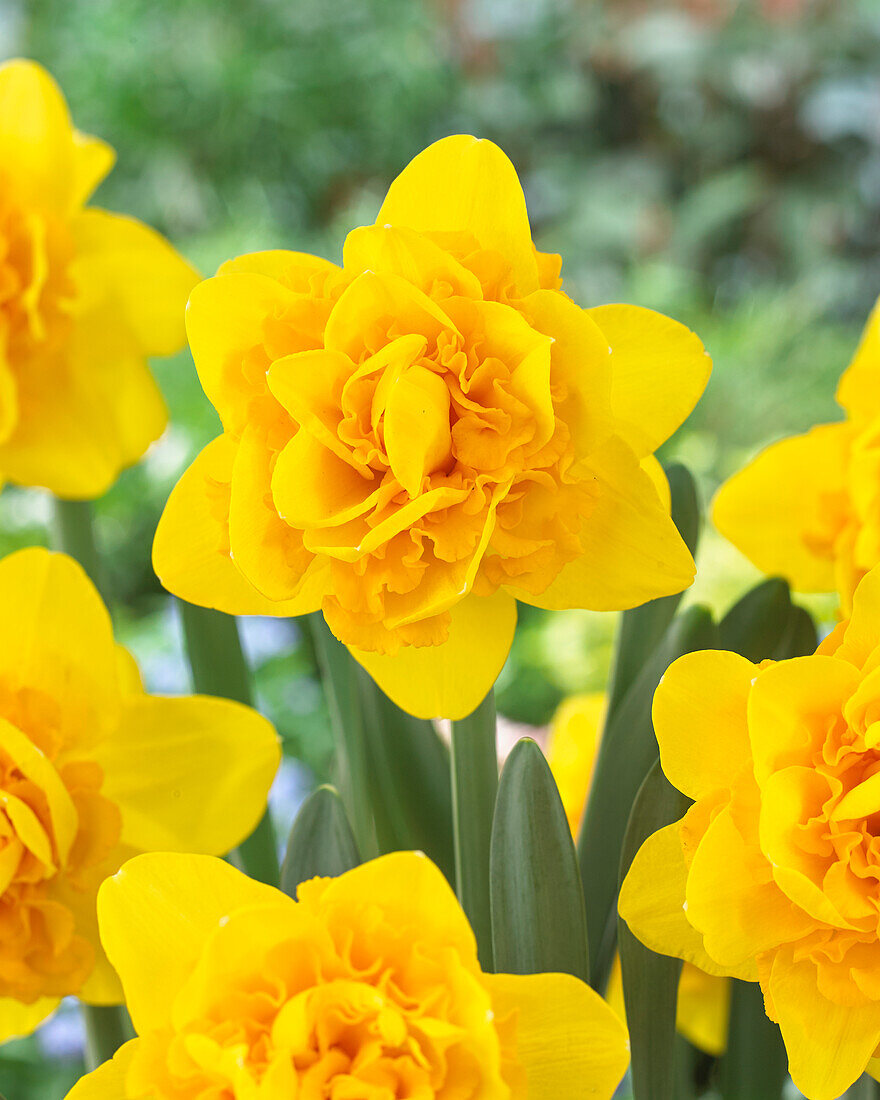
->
(82, 1003), (132, 1072)
(717, 979), (788, 1100)
(450, 690), (498, 970)
(49, 498), (131, 1066)
(307, 614), (378, 859)
(179, 601), (279, 886)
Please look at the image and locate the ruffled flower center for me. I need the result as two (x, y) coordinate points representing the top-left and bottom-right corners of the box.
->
(0, 682), (120, 1001)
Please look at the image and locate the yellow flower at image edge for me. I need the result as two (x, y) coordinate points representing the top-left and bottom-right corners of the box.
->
(546, 692), (730, 1057)
(153, 134), (711, 719)
(619, 563), (880, 1100)
(66, 851), (629, 1100)
(713, 295), (880, 614)
(0, 59), (197, 497)
(0, 547), (279, 1040)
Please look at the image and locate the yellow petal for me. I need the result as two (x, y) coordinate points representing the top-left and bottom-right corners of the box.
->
(98, 852), (281, 1032)
(0, 354), (18, 445)
(516, 290), (613, 458)
(116, 644), (144, 695)
(343, 224), (484, 299)
(832, 563), (880, 669)
(712, 423), (852, 593)
(484, 971), (629, 1100)
(384, 364), (452, 497)
(675, 966), (730, 1057)
(769, 949), (880, 1100)
(63, 1038), (139, 1100)
(653, 650), (755, 801)
(348, 590), (517, 720)
(376, 135), (539, 295)
(619, 821), (738, 979)
(640, 453), (670, 510)
(590, 304), (711, 456)
(272, 429), (380, 529)
(71, 129), (115, 207)
(0, 548), (119, 745)
(185, 272), (295, 434)
(836, 295), (880, 425)
(153, 434), (322, 615)
(0, 305), (168, 497)
(218, 248), (340, 287)
(748, 655), (861, 785)
(686, 805), (812, 970)
(71, 209), (197, 357)
(96, 694), (279, 855)
(0, 60), (74, 211)
(522, 434), (695, 612)
(310, 851), (477, 958)
(546, 692), (606, 834)
(0, 996), (59, 1044)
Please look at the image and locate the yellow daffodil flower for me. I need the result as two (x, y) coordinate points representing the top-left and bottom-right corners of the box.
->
(153, 134), (711, 719)
(0, 547), (279, 1041)
(0, 59), (197, 497)
(618, 562), (880, 1099)
(713, 297), (880, 615)
(547, 692), (729, 1056)
(67, 849), (629, 1100)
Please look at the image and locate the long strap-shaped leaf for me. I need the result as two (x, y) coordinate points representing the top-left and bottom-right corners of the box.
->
(490, 738), (589, 981)
(579, 604), (718, 992)
(618, 760), (691, 1100)
(717, 980), (787, 1099)
(281, 785), (361, 897)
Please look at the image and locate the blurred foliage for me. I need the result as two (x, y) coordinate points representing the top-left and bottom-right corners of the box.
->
(1, 0), (879, 1087)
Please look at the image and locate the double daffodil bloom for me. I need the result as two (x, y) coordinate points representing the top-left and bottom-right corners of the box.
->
(68, 850), (629, 1100)
(153, 134), (711, 719)
(619, 563), (880, 1099)
(547, 693), (730, 1056)
(0, 59), (197, 497)
(0, 547), (279, 1041)
(714, 296), (880, 615)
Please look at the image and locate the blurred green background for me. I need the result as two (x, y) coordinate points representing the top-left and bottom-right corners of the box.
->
(1, 0), (878, 1093)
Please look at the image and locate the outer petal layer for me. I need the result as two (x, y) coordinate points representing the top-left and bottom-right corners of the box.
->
(97, 853), (282, 1033)
(348, 590), (517, 720)
(64, 1039), (140, 1100)
(0, 996), (59, 1044)
(712, 424), (852, 593)
(96, 694), (280, 854)
(485, 971), (629, 1099)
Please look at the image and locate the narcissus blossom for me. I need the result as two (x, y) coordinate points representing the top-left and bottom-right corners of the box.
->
(0, 59), (197, 497)
(619, 564), (880, 1098)
(153, 135), (710, 719)
(0, 548), (279, 1041)
(713, 296), (880, 615)
(547, 692), (729, 1056)
(67, 850), (629, 1100)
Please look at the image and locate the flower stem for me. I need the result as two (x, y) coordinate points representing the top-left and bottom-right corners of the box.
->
(50, 498), (109, 604)
(450, 691), (498, 970)
(82, 1003), (131, 1072)
(178, 600), (279, 886)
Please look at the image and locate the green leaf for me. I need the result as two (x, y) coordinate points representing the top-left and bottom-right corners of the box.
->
(578, 603), (718, 992)
(718, 577), (817, 662)
(280, 785), (361, 897)
(490, 738), (589, 982)
(618, 760), (691, 1100)
(606, 463), (702, 717)
(717, 979), (788, 1099)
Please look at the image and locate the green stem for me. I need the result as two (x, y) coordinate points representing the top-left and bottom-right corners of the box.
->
(307, 613), (378, 859)
(82, 1003), (132, 1071)
(717, 979), (787, 1100)
(50, 498), (109, 603)
(846, 1076), (880, 1098)
(179, 600), (279, 886)
(450, 691), (498, 970)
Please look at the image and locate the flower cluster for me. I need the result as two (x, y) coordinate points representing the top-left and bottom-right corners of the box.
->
(68, 851), (629, 1100)
(153, 134), (710, 718)
(0, 547), (278, 1040)
(0, 60), (196, 498)
(620, 563), (880, 1098)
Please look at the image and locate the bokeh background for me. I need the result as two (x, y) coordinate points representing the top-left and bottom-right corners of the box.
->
(2, 0), (879, 1094)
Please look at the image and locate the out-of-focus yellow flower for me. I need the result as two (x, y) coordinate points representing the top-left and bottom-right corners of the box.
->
(618, 563), (880, 1099)
(67, 850), (629, 1100)
(0, 59), (197, 498)
(547, 692), (730, 1056)
(713, 298), (880, 615)
(153, 135), (710, 719)
(0, 547), (279, 1042)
